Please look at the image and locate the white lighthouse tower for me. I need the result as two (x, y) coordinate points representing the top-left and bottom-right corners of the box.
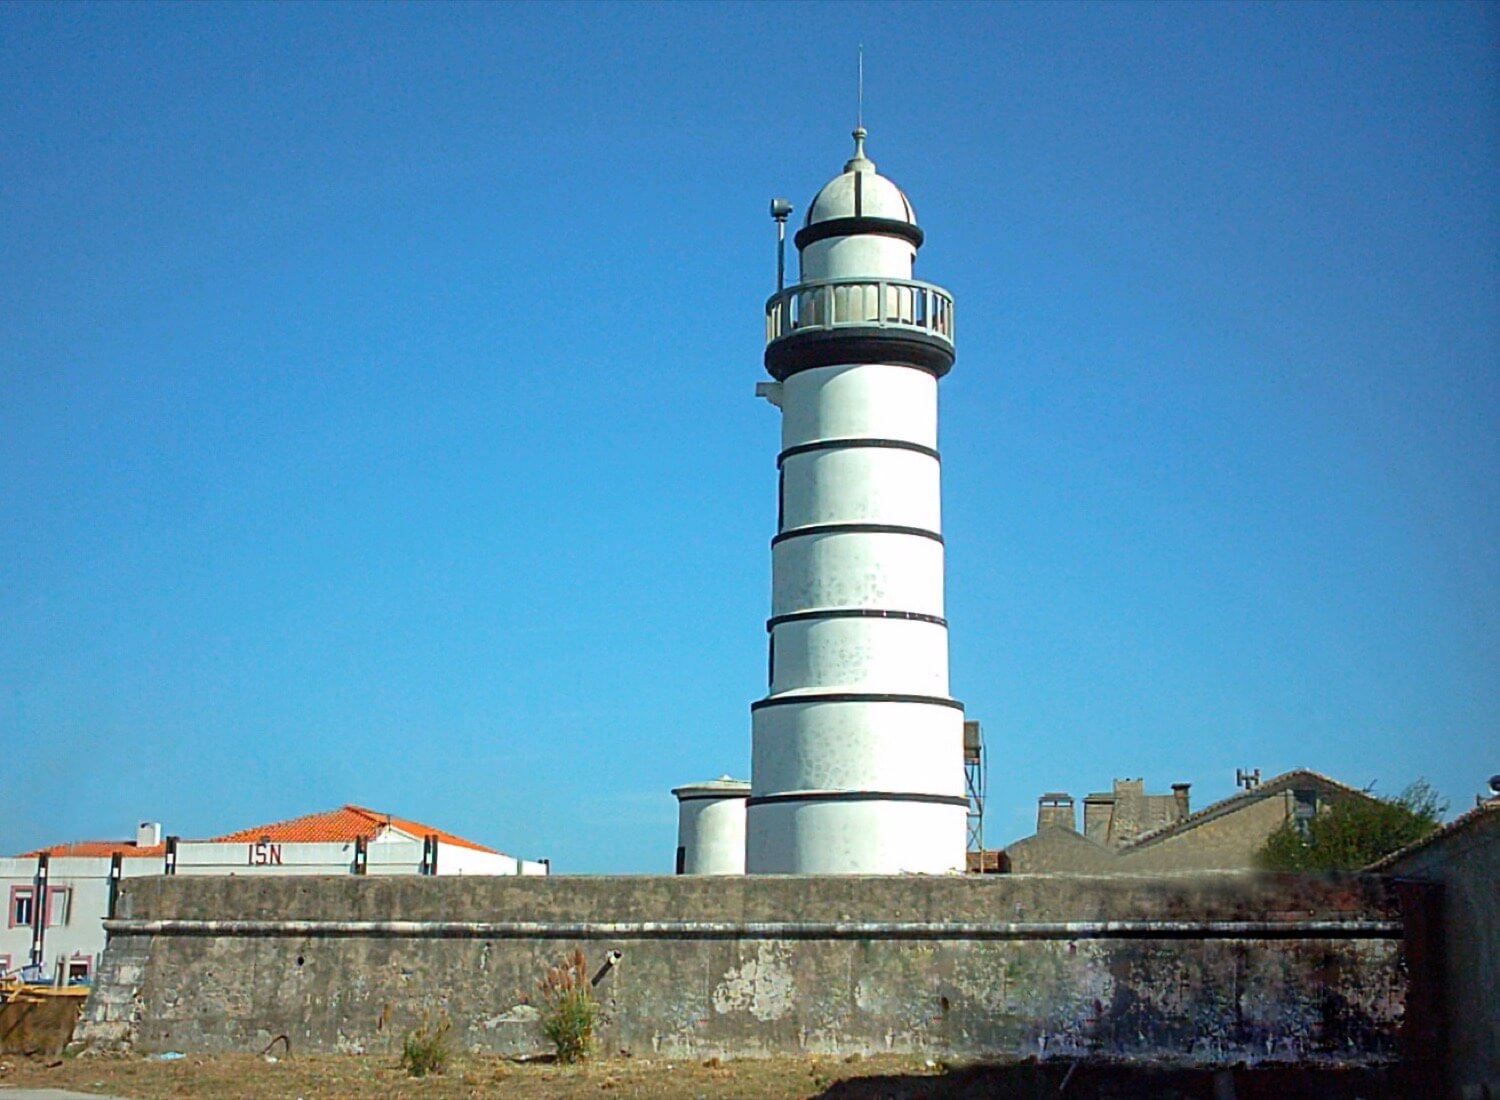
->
(746, 127), (965, 874)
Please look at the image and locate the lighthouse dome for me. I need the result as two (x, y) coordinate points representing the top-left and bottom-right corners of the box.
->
(792, 126), (918, 253)
(804, 128), (916, 226)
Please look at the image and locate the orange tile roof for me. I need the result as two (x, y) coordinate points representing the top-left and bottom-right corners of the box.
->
(209, 804), (499, 854)
(18, 840), (167, 859)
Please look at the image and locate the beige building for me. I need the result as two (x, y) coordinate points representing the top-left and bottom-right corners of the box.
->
(1003, 769), (1373, 874)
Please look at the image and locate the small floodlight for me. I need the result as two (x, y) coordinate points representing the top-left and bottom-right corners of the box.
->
(770, 198), (794, 293)
(1489, 774), (1500, 797)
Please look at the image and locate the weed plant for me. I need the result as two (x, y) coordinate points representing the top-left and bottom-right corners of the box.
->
(537, 948), (598, 1063)
(399, 1011), (452, 1077)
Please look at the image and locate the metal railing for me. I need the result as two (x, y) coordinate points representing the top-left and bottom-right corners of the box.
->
(765, 277), (954, 347)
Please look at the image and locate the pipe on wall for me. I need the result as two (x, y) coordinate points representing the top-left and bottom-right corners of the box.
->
(103, 918), (1404, 941)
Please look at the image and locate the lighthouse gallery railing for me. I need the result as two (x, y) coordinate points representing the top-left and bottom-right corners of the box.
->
(765, 278), (954, 347)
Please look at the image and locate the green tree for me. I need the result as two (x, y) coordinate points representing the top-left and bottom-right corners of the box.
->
(1257, 779), (1446, 870)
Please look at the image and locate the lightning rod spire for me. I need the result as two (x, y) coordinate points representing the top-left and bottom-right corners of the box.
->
(857, 45), (864, 130)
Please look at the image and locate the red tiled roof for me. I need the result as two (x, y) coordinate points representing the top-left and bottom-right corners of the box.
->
(18, 840), (167, 859)
(209, 804), (499, 854)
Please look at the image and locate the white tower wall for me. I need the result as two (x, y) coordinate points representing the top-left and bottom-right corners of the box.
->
(782, 447), (942, 529)
(769, 617), (949, 695)
(799, 231), (916, 280)
(746, 797), (964, 875)
(781, 364), (937, 447)
(771, 532), (946, 615)
(751, 699), (964, 794)
(747, 129), (967, 874)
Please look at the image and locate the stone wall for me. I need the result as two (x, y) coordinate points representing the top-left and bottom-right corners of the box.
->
(1381, 807), (1500, 1100)
(77, 872), (1429, 1073)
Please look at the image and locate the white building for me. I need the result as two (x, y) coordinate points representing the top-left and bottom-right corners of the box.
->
(0, 821), (165, 985)
(2, 805), (546, 984)
(672, 776), (750, 875)
(745, 127), (966, 874)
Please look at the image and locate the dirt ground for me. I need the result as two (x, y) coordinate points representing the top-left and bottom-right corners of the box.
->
(1, 1051), (946, 1100)
(0, 1050), (1419, 1099)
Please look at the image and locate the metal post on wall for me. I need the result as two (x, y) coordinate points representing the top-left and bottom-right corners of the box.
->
(164, 836), (178, 875)
(30, 853), (49, 969)
(353, 835), (368, 875)
(107, 852), (123, 920)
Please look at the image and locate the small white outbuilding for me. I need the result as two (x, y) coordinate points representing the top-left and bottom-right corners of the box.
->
(671, 776), (750, 875)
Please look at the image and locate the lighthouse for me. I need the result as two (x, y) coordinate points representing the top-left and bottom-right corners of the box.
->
(746, 127), (965, 874)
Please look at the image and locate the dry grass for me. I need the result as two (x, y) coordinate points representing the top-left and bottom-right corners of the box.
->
(0, 1050), (944, 1099)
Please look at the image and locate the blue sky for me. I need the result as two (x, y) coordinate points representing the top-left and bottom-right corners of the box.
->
(2, 2), (1495, 871)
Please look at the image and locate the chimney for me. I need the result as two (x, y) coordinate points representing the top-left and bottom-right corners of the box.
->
(136, 821), (162, 848)
(1036, 793), (1075, 832)
(1171, 783), (1191, 821)
(1083, 794), (1115, 844)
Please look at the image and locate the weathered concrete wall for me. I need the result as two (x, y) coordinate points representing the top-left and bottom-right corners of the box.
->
(78, 873), (1421, 1070)
(1382, 808), (1500, 1100)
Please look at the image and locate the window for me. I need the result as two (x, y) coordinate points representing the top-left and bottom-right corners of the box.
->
(46, 886), (71, 927)
(9, 887), (34, 928)
(1292, 788), (1319, 836)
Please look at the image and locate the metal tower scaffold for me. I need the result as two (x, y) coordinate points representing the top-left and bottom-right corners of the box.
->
(964, 720), (985, 852)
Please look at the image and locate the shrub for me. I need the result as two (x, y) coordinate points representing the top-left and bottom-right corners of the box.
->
(1258, 779), (1446, 870)
(400, 1011), (452, 1078)
(537, 948), (598, 1063)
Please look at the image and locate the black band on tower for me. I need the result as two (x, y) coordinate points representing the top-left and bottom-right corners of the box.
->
(771, 523), (943, 547)
(751, 691), (964, 712)
(777, 438), (940, 467)
(765, 329), (954, 380)
(766, 608), (947, 631)
(674, 792), (751, 803)
(794, 216), (924, 250)
(746, 791), (969, 808)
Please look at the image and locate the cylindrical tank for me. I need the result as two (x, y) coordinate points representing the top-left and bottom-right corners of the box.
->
(672, 776), (750, 874)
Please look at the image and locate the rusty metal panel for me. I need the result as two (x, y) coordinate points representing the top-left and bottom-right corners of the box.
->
(0, 993), (84, 1055)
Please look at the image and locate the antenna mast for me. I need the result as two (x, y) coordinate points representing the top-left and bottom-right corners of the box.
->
(857, 45), (864, 130)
